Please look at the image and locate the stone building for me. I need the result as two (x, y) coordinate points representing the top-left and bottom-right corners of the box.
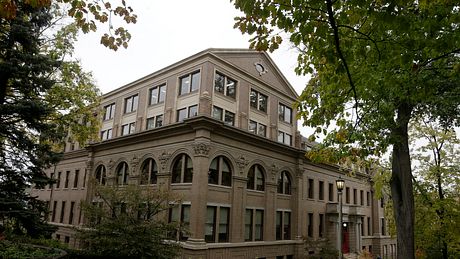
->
(31, 49), (396, 258)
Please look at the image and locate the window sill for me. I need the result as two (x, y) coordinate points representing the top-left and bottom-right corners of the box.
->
(214, 91), (236, 102)
(148, 101), (165, 108)
(250, 107), (268, 116)
(178, 90), (199, 98)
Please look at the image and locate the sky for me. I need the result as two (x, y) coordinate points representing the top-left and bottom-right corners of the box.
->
(73, 0), (310, 95)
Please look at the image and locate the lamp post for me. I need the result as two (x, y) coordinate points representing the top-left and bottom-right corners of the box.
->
(336, 177), (345, 259)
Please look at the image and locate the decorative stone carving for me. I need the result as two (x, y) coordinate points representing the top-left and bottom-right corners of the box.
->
(192, 142), (210, 157)
(107, 159), (115, 171)
(159, 151), (171, 171)
(131, 154), (139, 173)
(236, 155), (249, 175)
(270, 164), (279, 181)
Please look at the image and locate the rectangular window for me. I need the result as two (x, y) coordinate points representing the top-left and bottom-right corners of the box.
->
(52, 201), (57, 222)
(124, 94), (139, 114)
(319, 214), (324, 238)
(205, 206), (217, 243)
(168, 204), (190, 241)
(69, 201), (75, 224)
(121, 122), (135, 136)
(319, 181), (324, 200)
(308, 179), (314, 199)
(353, 188), (357, 205)
(179, 71), (200, 95)
(64, 171), (70, 188)
(367, 191), (370, 206)
(278, 131), (292, 145)
(328, 183), (334, 202)
(361, 216), (365, 236)
(56, 172), (61, 188)
(73, 170), (79, 188)
(346, 187), (350, 203)
(250, 89), (267, 112)
(244, 209), (253, 241)
(177, 108), (187, 122)
(214, 72), (236, 98)
(381, 218), (386, 235)
(60, 201), (66, 223)
(103, 103), (115, 120)
(149, 84), (166, 105)
(308, 213), (313, 237)
(188, 105), (198, 118)
(224, 111), (235, 126)
(283, 211), (291, 240)
(218, 207), (230, 242)
(367, 217), (371, 236)
(360, 190), (364, 206)
(100, 128), (113, 140)
(276, 211), (282, 240)
(64, 236), (70, 244)
(278, 103), (292, 124)
(212, 106), (223, 120)
(381, 198), (385, 208)
(249, 120), (266, 137)
(255, 209), (264, 241)
(146, 115), (163, 130)
(276, 211), (291, 240)
(49, 173), (54, 189)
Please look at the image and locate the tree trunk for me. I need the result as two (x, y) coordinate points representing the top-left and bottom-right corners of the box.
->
(390, 103), (415, 259)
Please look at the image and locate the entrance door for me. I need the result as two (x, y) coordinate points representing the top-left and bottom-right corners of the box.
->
(342, 224), (350, 254)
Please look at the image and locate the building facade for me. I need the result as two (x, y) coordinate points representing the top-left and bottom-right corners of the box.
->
(31, 49), (396, 258)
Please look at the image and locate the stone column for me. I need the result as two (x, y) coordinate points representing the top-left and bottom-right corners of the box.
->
(187, 138), (211, 245)
(265, 182), (277, 241)
(231, 155), (249, 242)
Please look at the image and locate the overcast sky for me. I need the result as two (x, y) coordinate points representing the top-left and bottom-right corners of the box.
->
(73, 0), (309, 95)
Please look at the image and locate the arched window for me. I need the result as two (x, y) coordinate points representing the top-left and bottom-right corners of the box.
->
(95, 165), (106, 185)
(172, 154), (193, 183)
(140, 158), (158, 185)
(208, 156), (232, 186)
(116, 162), (129, 185)
(277, 171), (291, 195)
(247, 164), (265, 191)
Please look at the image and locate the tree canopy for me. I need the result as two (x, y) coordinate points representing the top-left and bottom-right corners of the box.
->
(232, 1), (460, 258)
(77, 185), (181, 259)
(0, 1), (99, 237)
(0, 0), (137, 50)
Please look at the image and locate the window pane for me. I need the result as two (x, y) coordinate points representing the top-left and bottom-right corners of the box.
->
(213, 106), (223, 120)
(245, 209), (253, 241)
(247, 168), (255, 190)
(278, 131), (284, 143)
(285, 134), (292, 145)
(224, 111), (235, 126)
(150, 87), (159, 104)
(277, 173), (283, 194)
(256, 167), (264, 191)
(172, 156), (182, 183)
(284, 212), (291, 240)
(189, 105), (198, 118)
(177, 108), (187, 122)
(208, 158), (219, 185)
(155, 115), (163, 127)
(191, 72), (200, 92)
(221, 158), (231, 187)
(278, 104), (285, 122)
(276, 211), (282, 240)
(285, 106), (292, 123)
(249, 120), (257, 134)
(146, 117), (155, 129)
(184, 155), (193, 183)
(150, 161), (158, 184)
(258, 94), (267, 112)
(250, 90), (257, 108)
(205, 206), (216, 242)
(181, 205), (191, 241)
(132, 95), (138, 112)
(258, 124), (266, 137)
(218, 207), (230, 242)
(214, 73), (224, 94)
(180, 76), (190, 95)
(159, 85), (166, 103)
(284, 173), (291, 195)
(255, 210), (263, 241)
(226, 78), (236, 98)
